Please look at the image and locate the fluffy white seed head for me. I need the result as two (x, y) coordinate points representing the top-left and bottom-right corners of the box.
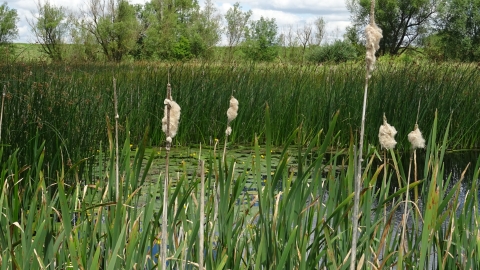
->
(408, 124), (425, 149)
(227, 96), (239, 123)
(365, 22), (383, 77)
(225, 126), (232, 136)
(378, 115), (397, 150)
(162, 98), (181, 139)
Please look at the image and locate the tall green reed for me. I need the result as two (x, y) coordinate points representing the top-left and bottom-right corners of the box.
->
(1, 60), (478, 173)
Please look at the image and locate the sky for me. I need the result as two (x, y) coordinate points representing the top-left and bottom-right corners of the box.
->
(6, 0), (352, 44)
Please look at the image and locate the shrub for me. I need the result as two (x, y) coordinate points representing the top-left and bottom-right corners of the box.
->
(307, 40), (358, 63)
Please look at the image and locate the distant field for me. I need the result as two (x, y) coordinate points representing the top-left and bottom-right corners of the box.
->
(9, 43), (322, 63)
(11, 43), (47, 61)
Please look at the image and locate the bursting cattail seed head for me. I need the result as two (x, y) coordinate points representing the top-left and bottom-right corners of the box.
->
(225, 126), (232, 136)
(378, 114), (397, 150)
(162, 98), (181, 139)
(365, 0), (382, 77)
(365, 23), (382, 77)
(227, 96), (239, 123)
(408, 124), (425, 149)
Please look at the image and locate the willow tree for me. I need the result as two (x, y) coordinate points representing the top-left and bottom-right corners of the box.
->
(0, 3), (18, 45)
(0, 2), (18, 60)
(434, 0), (480, 61)
(347, 0), (437, 55)
(29, 0), (69, 61)
(81, 0), (140, 62)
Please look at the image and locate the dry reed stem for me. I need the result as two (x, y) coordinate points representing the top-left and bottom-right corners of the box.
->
(351, 74), (369, 270)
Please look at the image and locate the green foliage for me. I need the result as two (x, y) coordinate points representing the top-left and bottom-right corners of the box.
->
(224, 2), (252, 59)
(347, 0), (436, 55)
(0, 2), (18, 44)
(0, 61), (479, 169)
(135, 0), (220, 61)
(434, 0), (480, 61)
(242, 16), (279, 62)
(0, 108), (478, 268)
(81, 0), (139, 62)
(306, 40), (358, 63)
(172, 35), (192, 60)
(29, 1), (68, 61)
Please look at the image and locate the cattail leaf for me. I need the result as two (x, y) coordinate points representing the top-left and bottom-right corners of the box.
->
(277, 225), (298, 269)
(106, 224), (126, 270)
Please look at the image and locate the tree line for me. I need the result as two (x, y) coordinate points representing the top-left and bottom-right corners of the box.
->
(0, 0), (479, 63)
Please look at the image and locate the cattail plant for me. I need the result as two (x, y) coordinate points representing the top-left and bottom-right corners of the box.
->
(378, 113), (397, 226)
(408, 122), (425, 207)
(214, 96), (238, 239)
(223, 96), (239, 162)
(160, 80), (181, 270)
(351, 0), (382, 268)
(398, 122), (425, 268)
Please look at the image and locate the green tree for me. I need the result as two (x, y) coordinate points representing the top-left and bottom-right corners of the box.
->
(0, 2), (18, 44)
(28, 0), (69, 61)
(140, 0), (202, 60)
(434, 0), (480, 61)
(225, 2), (252, 57)
(188, 0), (222, 59)
(242, 16), (279, 61)
(313, 17), (326, 46)
(70, 18), (101, 61)
(82, 0), (139, 62)
(347, 0), (437, 55)
(0, 2), (18, 60)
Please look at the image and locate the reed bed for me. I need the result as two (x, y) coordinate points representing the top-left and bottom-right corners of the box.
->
(0, 61), (479, 168)
(0, 106), (479, 269)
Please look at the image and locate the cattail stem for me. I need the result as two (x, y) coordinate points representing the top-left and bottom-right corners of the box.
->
(213, 139), (219, 234)
(383, 149), (387, 225)
(350, 72), (369, 270)
(161, 81), (172, 270)
(399, 152), (414, 268)
(0, 85), (6, 142)
(113, 77), (119, 201)
(199, 159), (205, 270)
(413, 148), (420, 234)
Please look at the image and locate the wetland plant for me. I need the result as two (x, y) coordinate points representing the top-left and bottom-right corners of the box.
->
(351, 0), (382, 267)
(161, 80), (181, 269)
